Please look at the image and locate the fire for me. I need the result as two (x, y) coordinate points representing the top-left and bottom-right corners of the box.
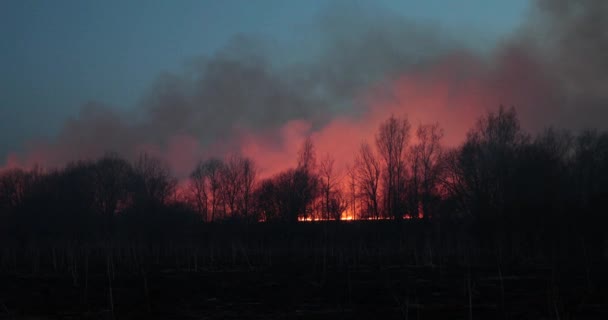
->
(340, 208), (355, 221)
(295, 210), (356, 222)
(295, 210), (423, 222)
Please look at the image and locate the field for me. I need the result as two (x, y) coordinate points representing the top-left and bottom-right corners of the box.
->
(1, 221), (607, 319)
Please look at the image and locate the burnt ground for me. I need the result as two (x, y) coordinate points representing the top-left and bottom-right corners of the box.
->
(1, 262), (607, 319)
(1, 222), (607, 319)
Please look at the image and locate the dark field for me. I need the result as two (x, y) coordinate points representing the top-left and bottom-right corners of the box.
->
(1, 221), (607, 319)
(5, 0), (608, 318)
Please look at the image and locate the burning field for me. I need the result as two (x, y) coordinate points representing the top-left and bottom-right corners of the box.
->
(1, 0), (608, 319)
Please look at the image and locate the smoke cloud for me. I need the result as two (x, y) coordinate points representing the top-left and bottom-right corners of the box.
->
(3, 0), (608, 178)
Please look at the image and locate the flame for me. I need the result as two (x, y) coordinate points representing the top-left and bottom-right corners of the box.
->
(295, 211), (423, 222)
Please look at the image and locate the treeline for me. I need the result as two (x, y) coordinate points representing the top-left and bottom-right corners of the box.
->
(1, 106), (608, 247)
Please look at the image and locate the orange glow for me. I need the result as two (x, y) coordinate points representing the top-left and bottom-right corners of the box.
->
(296, 211), (357, 222)
(3, 52), (547, 186)
(340, 208), (355, 221)
(236, 55), (504, 181)
(295, 214), (421, 222)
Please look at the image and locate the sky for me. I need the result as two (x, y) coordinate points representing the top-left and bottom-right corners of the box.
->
(1, 0), (531, 160)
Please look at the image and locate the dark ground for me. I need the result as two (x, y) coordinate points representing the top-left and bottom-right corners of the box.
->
(2, 265), (607, 319)
(1, 221), (607, 319)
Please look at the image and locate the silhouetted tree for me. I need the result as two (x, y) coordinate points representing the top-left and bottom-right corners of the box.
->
(298, 136), (317, 172)
(409, 123), (444, 219)
(220, 155), (241, 218)
(190, 163), (210, 219)
(295, 137), (320, 220)
(345, 163), (359, 220)
(510, 128), (573, 230)
(251, 140), (320, 223)
(2, 109), (608, 267)
(573, 130), (608, 208)
(376, 115), (411, 220)
(11, 161), (102, 239)
(319, 154), (342, 220)
(254, 178), (281, 222)
(571, 129), (608, 250)
(131, 154), (176, 207)
(238, 156), (257, 219)
(92, 154), (134, 230)
(355, 143), (381, 219)
(190, 158), (224, 221)
(442, 106), (528, 223)
(254, 169), (316, 223)
(0, 167), (42, 237)
(0, 168), (40, 214)
(219, 155), (257, 219)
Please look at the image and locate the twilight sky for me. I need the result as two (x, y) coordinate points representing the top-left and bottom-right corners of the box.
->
(1, 0), (530, 161)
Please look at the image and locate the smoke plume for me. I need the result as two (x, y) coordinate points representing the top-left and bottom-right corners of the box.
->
(3, 0), (608, 178)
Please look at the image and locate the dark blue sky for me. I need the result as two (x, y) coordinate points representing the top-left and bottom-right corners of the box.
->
(1, 0), (529, 157)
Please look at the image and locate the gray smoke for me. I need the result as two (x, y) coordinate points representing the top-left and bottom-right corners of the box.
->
(3, 1), (608, 175)
(521, 0), (608, 129)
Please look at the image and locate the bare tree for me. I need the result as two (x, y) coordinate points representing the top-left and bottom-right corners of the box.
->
(376, 115), (411, 220)
(190, 158), (224, 222)
(239, 157), (257, 219)
(190, 163), (209, 219)
(319, 154), (342, 220)
(355, 143), (381, 219)
(345, 163), (359, 220)
(253, 178), (281, 222)
(573, 129), (608, 209)
(219, 155), (257, 219)
(191, 155), (257, 221)
(253, 167), (317, 223)
(294, 137), (320, 220)
(409, 123), (444, 219)
(0, 168), (40, 212)
(441, 106), (528, 220)
(132, 154), (176, 207)
(220, 155), (241, 218)
(93, 154), (134, 219)
(297, 136), (317, 173)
